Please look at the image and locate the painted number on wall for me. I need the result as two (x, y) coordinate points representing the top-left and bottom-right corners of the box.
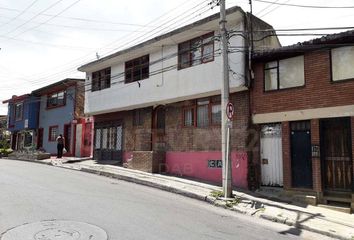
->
(208, 160), (222, 168)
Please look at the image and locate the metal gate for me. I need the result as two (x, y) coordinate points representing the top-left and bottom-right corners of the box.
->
(94, 121), (123, 163)
(260, 124), (283, 187)
(321, 117), (352, 191)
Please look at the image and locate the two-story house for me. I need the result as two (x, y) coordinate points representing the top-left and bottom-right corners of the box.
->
(31, 78), (93, 157)
(78, 6), (279, 189)
(2, 94), (39, 150)
(251, 30), (354, 212)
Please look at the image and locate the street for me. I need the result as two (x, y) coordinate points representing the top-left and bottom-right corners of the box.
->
(0, 159), (333, 240)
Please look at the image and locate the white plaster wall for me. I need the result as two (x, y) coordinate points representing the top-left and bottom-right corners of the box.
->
(84, 23), (246, 115)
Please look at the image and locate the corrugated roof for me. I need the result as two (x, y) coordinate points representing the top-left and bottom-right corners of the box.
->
(253, 29), (354, 61)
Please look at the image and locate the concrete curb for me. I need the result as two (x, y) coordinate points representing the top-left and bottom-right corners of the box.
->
(68, 166), (350, 240)
(3, 158), (351, 240)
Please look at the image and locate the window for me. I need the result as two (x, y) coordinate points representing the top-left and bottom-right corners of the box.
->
(48, 126), (58, 141)
(156, 107), (165, 130)
(264, 55), (305, 91)
(331, 46), (354, 81)
(47, 91), (66, 108)
(197, 98), (209, 127)
(14, 102), (23, 121)
(178, 32), (214, 69)
(125, 55), (149, 83)
(133, 109), (144, 126)
(182, 96), (221, 128)
(92, 67), (111, 91)
(211, 104), (221, 124)
(183, 108), (195, 127)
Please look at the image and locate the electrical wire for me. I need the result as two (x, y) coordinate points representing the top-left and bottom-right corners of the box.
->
(11, 0), (83, 38)
(253, 0), (354, 9)
(4, 0), (66, 36)
(18, 0), (213, 87)
(0, 0), (39, 28)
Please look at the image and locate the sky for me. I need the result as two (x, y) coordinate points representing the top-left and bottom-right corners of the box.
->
(0, 0), (354, 115)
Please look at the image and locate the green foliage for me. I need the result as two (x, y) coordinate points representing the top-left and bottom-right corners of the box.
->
(225, 198), (241, 208)
(210, 190), (224, 198)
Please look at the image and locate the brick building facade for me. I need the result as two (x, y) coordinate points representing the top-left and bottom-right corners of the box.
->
(251, 31), (354, 211)
(93, 91), (253, 188)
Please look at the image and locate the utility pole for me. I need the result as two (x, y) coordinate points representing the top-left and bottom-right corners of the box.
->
(219, 0), (232, 198)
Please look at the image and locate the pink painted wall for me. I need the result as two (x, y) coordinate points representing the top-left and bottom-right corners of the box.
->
(123, 151), (133, 164)
(165, 151), (248, 189)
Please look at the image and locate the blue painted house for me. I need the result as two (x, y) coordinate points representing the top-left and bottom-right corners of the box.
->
(31, 78), (91, 156)
(2, 94), (40, 150)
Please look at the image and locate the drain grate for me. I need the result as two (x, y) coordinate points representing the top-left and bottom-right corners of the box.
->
(1, 220), (108, 240)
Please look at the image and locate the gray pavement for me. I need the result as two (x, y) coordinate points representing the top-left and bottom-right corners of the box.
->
(0, 159), (334, 240)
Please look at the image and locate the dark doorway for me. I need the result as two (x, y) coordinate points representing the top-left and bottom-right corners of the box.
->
(11, 133), (17, 150)
(291, 121), (313, 188)
(321, 117), (352, 192)
(64, 124), (71, 154)
(37, 128), (43, 149)
(152, 106), (165, 151)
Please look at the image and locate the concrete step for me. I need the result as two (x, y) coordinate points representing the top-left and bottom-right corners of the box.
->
(323, 195), (352, 203)
(292, 194), (317, 205)
(317, 204), (352, 214)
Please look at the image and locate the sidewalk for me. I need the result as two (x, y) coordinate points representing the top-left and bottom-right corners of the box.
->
(9, 157), (354, 240)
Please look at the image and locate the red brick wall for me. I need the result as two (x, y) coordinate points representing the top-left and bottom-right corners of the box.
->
(94, 108), (152, 152)
(251, 50), (354, 115)
(311, 119), (322, 193)
(282, 122), (291, 189)
(164, 91), (251, 152)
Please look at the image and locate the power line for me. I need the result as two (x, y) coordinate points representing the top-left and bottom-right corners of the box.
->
(0, 0), (39, 28)
(12, 0), (82, 38)
(19, 0), (212, 86)
(258, 0), (291, 18)
(253, 0), (354, 9)
(4, 0), (66, 36)
(0, 5), (157, 28)
(255, 0), (280, 15)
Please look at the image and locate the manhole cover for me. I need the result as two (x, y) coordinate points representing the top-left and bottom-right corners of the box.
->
(1, 220), (108, 240)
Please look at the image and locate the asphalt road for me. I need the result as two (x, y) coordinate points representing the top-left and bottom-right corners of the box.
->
(0, 159), (333, 240)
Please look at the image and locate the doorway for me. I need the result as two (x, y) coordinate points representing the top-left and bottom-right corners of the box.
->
(321, 117), (352, 192)
(37, 128), (43, 149)
(64, 124), (71, 154)
(260, 124), (283, 187)
(290, 121), (313, 188)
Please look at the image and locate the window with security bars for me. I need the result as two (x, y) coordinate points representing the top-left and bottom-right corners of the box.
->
(116, 126), (122, 150)
(48, 126), (58, 141)
(94, 125), (122, 151)
(95, 129), (101, 149)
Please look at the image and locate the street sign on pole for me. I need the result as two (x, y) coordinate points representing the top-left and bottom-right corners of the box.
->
(226, 102), (234, 120)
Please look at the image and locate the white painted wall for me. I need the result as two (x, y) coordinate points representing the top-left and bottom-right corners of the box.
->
(84, 18), (247, 115)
